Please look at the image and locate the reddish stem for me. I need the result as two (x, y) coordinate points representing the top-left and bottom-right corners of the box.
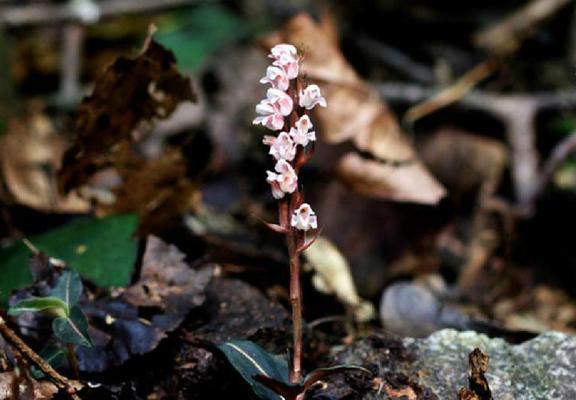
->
(286, 228), (303, 384)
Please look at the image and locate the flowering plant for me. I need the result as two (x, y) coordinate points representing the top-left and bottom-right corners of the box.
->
(254, 43), (326, 384)
(217, 44), (369, 400)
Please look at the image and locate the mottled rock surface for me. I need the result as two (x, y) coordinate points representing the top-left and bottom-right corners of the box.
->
(331, 329), (576, 399)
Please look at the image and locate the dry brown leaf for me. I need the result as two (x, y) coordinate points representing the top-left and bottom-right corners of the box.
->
(123, 235), (212, 313)
(420, 128), (507, 196)
(303, 236), (375, 322)
(58, 26), (196, 193)
(338, 152), (445, 204)
(0, 104), (89, 213)
(264, 14), (445, 204)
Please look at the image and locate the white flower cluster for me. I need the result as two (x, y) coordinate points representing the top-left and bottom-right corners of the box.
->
(254, 43), (324, 231)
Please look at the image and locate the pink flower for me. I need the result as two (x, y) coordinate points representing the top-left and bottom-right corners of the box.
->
(253, 88), (294, 131)
(289, 115), (316, 147)
(291, 203), (318, 231)
(269, 43), (299, 79)
(266, 159), (298, 199)
(260, 66), (289, 91)
(299, 84), (327, 110)
(264, 131), (296, 161)
(269, 44), (298, 61)
(253, 112), (284, 131)
(266, 88), (293, 115)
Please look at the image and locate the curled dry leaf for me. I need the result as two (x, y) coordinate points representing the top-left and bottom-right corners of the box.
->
(263, 14), (445, 204)
(57, 26), (198, 233)
(0, 104), (88, 213)
(58, 26), (196, 194)
(303, 236), (375, 322)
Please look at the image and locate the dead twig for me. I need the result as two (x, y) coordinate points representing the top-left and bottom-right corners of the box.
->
(379, 82), (576, 205)
(474, 0), (573, 55)
(404, 58), (501, 124)
(0, 316), (81, 399)
(0, 0), (208, 27)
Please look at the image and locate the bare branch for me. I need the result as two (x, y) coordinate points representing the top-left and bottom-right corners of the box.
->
(0, 0), (208, 27)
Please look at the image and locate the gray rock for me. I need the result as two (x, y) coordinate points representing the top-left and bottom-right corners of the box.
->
(332, 329), (576, 399)
(408, 329), (576, 399)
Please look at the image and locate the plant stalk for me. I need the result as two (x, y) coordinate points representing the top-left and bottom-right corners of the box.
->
(66, 343), (79, 379)
(287, 229), (302, 384)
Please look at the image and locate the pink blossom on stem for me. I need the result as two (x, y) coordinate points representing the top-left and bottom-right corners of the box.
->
(269, 44), (298, 61)
(299, 84), (327, 110)
(264, 131), (296, 161)
(259, 66), (290, 91)
(253, 88), (294, 131)
(269, 43), (299, 79)
(291, 203), (318, 231)
(289, 115), (316, 147)
(266, 159), (298, 199)
(267, 88), (293, 115)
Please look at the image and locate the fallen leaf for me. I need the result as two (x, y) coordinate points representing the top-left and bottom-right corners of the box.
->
(58, 26), (196, 193)
(105, 148), (199, 235)
(338, 153), (445, 204)
(124, 235), (211, 318)
(264, 14), (445, 204)
(76, 236), (212, 372)
(419, 128), (507, 197)
(303, 236), (375, 322)
(0, 103), (88, 213)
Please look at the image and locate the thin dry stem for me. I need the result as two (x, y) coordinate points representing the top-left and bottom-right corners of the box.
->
(0, 316), (81, 399)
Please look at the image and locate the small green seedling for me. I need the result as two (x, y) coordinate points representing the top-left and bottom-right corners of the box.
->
(9, 270), (92, 376)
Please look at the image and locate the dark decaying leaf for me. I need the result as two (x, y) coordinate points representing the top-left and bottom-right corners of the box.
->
(58, 27), (196, 193)
(217, 340), (290, 400)
(123, 235), (211, 325)
(76, 236), (212, 372)
(50, 270), (82, 310)
(52, 305), (92, 347)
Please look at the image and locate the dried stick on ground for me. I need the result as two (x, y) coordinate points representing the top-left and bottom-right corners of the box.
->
(0, 0), (207, 26)
(0, 316), (81, 399)
(404, 58), (501, 124)
(379, 82), (576, 205)
(474, 0), (573, 55)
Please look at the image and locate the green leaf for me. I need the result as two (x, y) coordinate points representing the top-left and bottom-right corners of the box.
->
(0, 213), (138, 304)
(51, 271), (82, 308)
(217, 340), (289, 400)
(52, 305), (92, 347)
(156, 4), (249, 71)
(31, 345), (67, 379)
(8, 297), (68, 317)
